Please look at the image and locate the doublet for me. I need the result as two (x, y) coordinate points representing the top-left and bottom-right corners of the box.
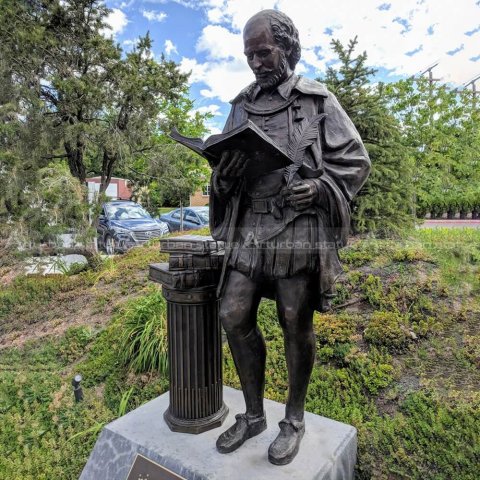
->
(210, 74), (371, 308)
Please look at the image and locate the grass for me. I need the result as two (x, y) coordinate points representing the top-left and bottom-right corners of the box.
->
(0, 241), (169, 343)
(0, 228), (479, 478)
(158, 206), (175, 215)
(413, 228), (480, 291)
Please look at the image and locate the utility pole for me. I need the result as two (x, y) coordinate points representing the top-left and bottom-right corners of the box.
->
(419, 62), (441, 96)
(463, 74), (480, 108)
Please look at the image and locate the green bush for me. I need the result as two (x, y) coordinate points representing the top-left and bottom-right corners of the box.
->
(360, 391), (480, 480)
(331, 282), (351, 306)
(340, 241), (377, 267)
(314, 312), (356, 345)
(313, 303), (358, 365)
(66, 261), (89, 276)
(340, 239), (431, 268)
(77, 321), (123, 387)
(0, 340), (114, 480)
(364, 310), (411, 350)
(460, 335), (480, 368)
(361, 274), (385, 307)
(0, 275), (63, 322)
(1, 229), (478, 479)
(57, 326), (93, 363)
(345, 346), (396, 395)
(391, 244), (432, 263)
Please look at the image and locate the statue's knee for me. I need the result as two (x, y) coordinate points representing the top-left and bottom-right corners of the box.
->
(279, 305), (299, 330)
(279, 306), (313, 337)
(219, 301), (248, 336)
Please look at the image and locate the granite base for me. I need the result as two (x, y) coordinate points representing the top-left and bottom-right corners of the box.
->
(80, 386), (357, 480)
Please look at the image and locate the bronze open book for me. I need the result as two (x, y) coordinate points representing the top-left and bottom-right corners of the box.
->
(170, 120), (292, 178)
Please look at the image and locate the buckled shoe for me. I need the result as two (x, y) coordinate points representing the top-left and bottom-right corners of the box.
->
(216, 413), (267, 454)
(268, 418), (305, 465)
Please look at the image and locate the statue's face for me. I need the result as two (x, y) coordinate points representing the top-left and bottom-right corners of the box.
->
(243, 17), (290, 90)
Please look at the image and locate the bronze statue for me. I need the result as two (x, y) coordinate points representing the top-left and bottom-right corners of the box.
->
(209, 9), (371, 465)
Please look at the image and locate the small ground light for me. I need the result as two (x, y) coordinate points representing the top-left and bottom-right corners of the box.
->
(72, 374), (83, 402)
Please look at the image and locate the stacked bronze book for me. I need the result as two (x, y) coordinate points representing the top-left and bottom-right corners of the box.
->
(150, 234), (224, 289)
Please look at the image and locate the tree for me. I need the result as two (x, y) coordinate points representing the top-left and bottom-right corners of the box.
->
(385, 77), (480, 218)
(318, 37), (415, 236)
(117, 95), (212, 211)
(0, 1), (193, 192)
(0, 51), (65, 263)
(0, 0), (209, 258)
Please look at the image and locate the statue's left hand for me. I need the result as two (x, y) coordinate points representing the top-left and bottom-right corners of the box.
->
(286, 180), (318, 210)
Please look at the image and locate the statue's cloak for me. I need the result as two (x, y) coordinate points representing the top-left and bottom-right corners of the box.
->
(210, 75), (371, 308)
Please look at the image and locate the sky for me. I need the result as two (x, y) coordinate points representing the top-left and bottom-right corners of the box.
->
(104, 0), (480, 134)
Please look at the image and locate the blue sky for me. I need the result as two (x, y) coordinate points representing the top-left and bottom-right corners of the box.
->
(104, 0), (480, 133)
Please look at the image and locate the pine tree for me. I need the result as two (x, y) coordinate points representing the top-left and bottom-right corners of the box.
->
(0, 0), (209, 256)
(318, 37), (415, 236)
(0, 1), (194, 193)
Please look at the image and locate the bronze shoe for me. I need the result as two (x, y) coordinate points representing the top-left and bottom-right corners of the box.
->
(268, 418), (305, 465)
(216, 413), (267, 454)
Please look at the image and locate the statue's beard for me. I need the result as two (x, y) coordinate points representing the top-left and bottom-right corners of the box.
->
(255, 52), (288, 90)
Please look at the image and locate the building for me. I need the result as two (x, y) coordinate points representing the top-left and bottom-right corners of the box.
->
(189, 183), (210, 206)
(86, 177), (133, 202)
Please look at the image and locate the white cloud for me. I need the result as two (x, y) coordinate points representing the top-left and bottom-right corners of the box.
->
(192, 104), (223, 116)
(190, 0), (480, 91)
(301, 48), (327, 73)
(119, 0), (136, 8)
(205, 122), (223, 136)
(180, 56), (253, 102)
(295, 61), (308, 75)
(142, 10), (168, 22)
(143, 0), (215, 7)
(200, 88), (217, 98)
(123, 39), (136, 47)
(179, 57), (210, 83)
(196, 25), (244, 60)
(206, 0), (277, 30)
(104, 8), (129, 36)
(164, 39), (178, 55)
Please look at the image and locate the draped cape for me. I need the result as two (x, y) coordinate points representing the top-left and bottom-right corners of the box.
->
(209, 75), (371, 307)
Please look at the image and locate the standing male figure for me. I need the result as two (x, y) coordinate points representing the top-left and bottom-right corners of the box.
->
(210, 10), (370, 465)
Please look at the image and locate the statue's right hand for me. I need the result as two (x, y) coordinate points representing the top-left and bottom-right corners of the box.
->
(216, 150), (249, 180)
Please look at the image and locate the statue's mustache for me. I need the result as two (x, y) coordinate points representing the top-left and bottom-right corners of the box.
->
(254, 69), (274, 76)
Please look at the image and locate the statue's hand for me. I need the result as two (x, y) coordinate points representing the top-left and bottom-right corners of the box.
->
(216, 150), (249, 180)
(286, 180), (318, 210)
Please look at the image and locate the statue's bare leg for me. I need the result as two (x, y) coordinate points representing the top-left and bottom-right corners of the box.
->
(216, 269), (267, 453)
(268, 273), (315, 464)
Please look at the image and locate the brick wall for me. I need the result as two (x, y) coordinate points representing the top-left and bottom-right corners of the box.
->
(86, 177), (132, 200)
(189, 184), (210, 206)
(117, 180), (133, 200)
(189, 189), (209, 206)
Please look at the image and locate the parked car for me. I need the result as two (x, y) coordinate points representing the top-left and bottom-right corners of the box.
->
(159, 206), (209, 232)
(97, 201), (169, 254)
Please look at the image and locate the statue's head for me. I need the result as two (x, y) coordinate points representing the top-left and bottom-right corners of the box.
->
(243, 10), (301, 90)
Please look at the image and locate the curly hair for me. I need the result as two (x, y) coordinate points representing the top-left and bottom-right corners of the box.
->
(246, 10), (301, 70)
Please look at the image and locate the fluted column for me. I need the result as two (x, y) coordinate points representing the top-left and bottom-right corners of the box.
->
(149, 235), (228, 434)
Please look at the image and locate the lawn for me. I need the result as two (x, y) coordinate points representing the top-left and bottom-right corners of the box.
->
(0, 228), (479, 479)
(158, 206), (176, 215)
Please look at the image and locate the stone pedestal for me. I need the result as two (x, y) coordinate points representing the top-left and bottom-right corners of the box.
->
(80, 387), (357, 480)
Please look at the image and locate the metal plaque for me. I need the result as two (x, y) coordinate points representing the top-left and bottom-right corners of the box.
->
(126, 454), (186, 480)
